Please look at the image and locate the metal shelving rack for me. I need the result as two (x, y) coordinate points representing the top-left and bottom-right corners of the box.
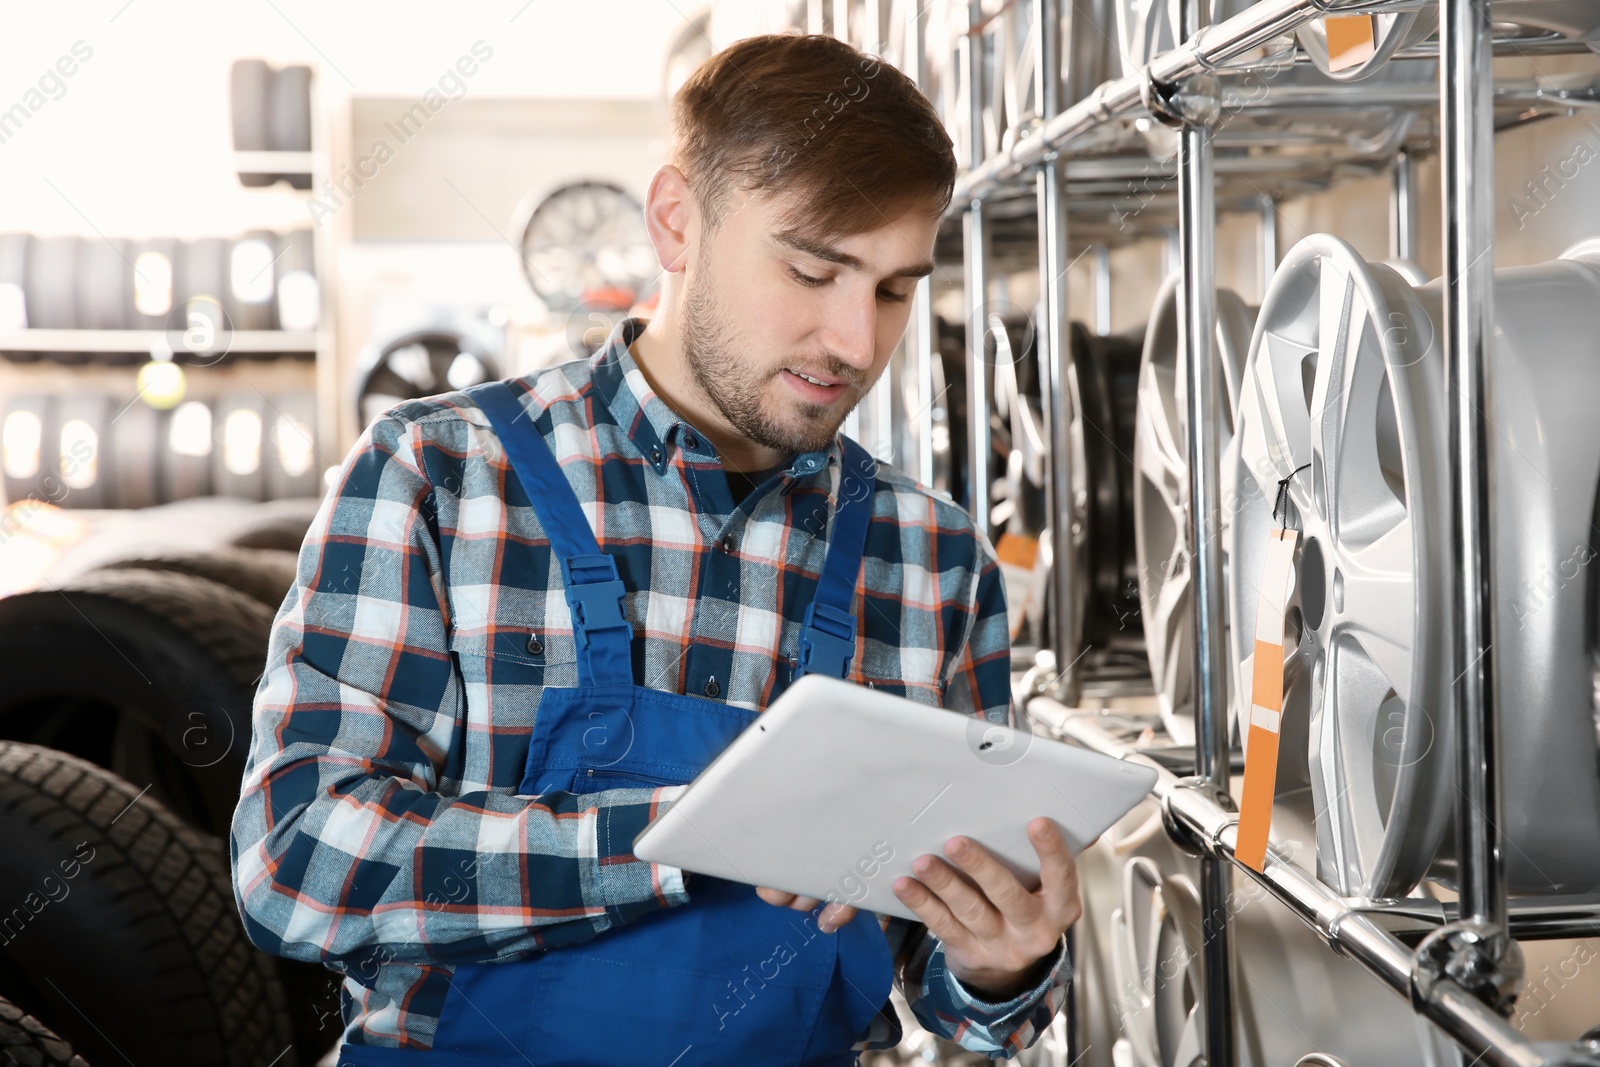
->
(900, 0), (1600, 1065)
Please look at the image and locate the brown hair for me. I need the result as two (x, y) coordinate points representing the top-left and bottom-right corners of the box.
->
(670, 33), (956, 240)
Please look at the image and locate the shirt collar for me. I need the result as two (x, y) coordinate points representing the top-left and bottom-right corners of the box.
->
(588, 316), (837, 480)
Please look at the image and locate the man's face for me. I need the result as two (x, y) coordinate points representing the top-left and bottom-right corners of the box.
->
(679, 188), (939, 457)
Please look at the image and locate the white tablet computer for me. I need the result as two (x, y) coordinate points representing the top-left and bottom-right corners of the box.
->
(633, 674), (1157, 922)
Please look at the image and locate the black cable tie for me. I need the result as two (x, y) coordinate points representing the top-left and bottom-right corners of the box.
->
(1273, 463), (1312, 532)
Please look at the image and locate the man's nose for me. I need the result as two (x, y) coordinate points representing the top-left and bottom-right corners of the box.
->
(820, 288), (878, 373)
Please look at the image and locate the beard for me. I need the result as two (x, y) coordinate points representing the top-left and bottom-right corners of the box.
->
(680, 253), (863, 457)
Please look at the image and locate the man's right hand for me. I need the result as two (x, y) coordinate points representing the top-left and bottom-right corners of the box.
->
(755, 887), (859, 933)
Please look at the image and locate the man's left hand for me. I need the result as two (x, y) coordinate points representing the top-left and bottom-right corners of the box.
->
(893, 817), (1082, 1002)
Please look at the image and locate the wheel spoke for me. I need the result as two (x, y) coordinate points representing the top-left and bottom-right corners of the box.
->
(1308, 254), (1354, 515)
(1136, 363), (1186, 498)
(1242, 330), (1313, 487)
(1333, 517), (1415, 696)
(1310, 637), (1394, 895)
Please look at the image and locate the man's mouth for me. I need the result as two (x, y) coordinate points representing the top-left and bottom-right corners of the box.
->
(781, 367), (852, 402)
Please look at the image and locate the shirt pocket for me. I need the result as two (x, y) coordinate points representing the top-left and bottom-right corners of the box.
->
(853, 641), (946, 704)
(447, 619), (580, 727)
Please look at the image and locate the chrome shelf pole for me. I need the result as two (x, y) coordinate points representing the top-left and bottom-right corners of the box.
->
(1437, 0), (1518, 1000)
(963, 0), (991, 538)
(908, 0), (938, 490)
(1038, 0), (1082, 708)
(1176, 0), (1234, 1061)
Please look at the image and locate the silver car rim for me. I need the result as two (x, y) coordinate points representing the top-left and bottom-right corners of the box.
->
(1133, 274), (1253, 746)
(1228, 234), (1452, 898)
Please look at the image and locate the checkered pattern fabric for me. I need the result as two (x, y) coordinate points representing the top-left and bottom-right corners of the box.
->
(229, 318), (1070, 1056)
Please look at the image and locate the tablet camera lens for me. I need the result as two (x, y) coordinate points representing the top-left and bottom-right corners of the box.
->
(966, 715), (1032, 767)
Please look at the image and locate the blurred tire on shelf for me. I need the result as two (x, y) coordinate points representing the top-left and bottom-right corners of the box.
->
(0, 992), (89, 1067)
(212, 391), (268, 500)
(268, 65), (313, 190)
(0, 741), (298, 1067)
(21, 236), (76, 329)
(129, 236), (180, 330)
(231, 58), (274, 187)
(0, 234), (39, 364)
(230, 230), (278, 331)
(162, 397), (214, 501)
(77, 236), (132, 333)
(101, 546), (298, 611)
(107, 396), (164, 510)
(0, 233), (28, 323)
(0, 567), (273, 837)
(22, 236), (83, 366)
(263, 390), (321, 499)
(52, 393), (114, 510)
(177, 237), (231, 364)
(1, 395), (57, 507)
(274, 229), (319, 332)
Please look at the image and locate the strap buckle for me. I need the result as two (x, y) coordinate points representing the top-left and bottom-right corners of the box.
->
(559, 554), (629, 646)
(796, 601), (857, 680)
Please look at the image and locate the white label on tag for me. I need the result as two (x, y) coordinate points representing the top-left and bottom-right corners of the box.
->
(1250, 703), (1282, 734)
(1254, 531), (1299, 644)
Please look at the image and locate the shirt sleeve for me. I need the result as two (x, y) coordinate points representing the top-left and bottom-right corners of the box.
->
(228, 411), (690, 970)
(855, 546), (1073, 1058)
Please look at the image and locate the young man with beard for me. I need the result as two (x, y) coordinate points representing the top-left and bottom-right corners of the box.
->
(231, 31), (1079, 1065)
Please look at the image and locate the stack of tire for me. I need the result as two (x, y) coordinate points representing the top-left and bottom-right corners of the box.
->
(2, 387), (321, 508)
(0, 498), (340, 1066)
(0, 228), (319, 365)
(230, 60), (314, 190)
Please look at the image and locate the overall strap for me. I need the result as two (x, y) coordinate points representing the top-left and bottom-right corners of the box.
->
(794, 436), (877, 681)
(468, 381), (632, 686)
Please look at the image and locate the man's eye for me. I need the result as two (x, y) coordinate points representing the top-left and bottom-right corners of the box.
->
(787, 266), (828, 288)
(878, 289), (910, 304)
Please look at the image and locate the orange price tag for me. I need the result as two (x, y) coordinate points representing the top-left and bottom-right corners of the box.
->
(1323, 15), (1377, 73)
(1235, 526), (1299, 872)
(995, 531), (1039, 570)
(995, 532), (1041, 639)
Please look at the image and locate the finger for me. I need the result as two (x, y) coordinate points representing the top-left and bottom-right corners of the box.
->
(942, 835), (1039, 928)
(787, 895), (824, 913)
(818, 900), (858, 932)
(892, 873), (972, 954)
(756, 886), (798, 907)
(1028, 818), (1082, 924)
(904, 853), (998, 942)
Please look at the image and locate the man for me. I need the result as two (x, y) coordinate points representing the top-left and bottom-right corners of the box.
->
(231, 31), (1080, 1065)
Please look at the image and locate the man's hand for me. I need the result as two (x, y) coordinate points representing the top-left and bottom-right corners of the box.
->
(893, 817), (1082, 1002)
(754, 887), (860, 933)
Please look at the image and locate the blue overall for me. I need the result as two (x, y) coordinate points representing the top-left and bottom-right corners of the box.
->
(336, 380), (894, 1066)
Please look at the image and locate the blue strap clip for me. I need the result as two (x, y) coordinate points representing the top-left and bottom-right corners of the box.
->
(796, 601), (856, 680)
(559, 554), (629, 646)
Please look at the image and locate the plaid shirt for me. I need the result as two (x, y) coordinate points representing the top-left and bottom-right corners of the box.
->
(230, 318), (1070, 1058)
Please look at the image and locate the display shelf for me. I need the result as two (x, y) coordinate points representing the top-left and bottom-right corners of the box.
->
(927, 0), (1600, 1064)
(0, 329), (319, 354)
(231, 149), (314, 175)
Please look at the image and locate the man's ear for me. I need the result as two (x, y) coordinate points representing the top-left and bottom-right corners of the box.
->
(643, 164), (698, 274)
